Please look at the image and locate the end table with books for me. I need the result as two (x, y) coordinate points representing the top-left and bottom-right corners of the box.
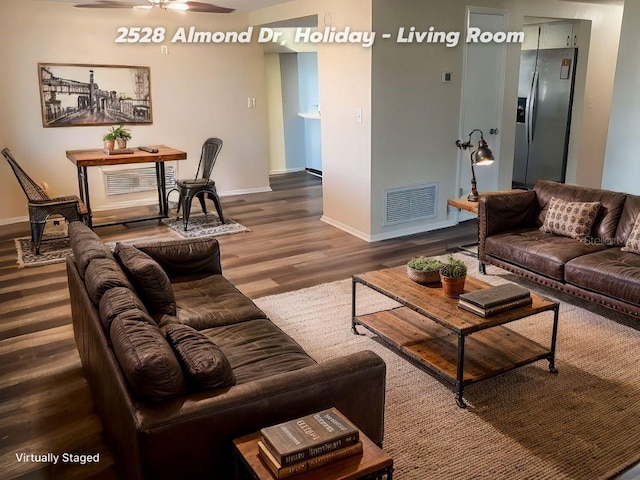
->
(233, 409), (393, 480)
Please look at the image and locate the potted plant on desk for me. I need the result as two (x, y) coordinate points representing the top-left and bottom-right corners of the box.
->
(104, 125), (132, 150)
(102, 131), (116, 151)
(439, 255), (468, 298)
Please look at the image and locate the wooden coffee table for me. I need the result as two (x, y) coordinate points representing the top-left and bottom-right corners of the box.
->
(352, 266), (559, 408)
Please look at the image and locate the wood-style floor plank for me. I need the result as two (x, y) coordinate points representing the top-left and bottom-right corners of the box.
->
(0, 171), (476, 479)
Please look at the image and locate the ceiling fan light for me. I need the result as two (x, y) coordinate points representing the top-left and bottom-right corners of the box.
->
(167, 3), (189, 10)
(134, 5), (153, 9)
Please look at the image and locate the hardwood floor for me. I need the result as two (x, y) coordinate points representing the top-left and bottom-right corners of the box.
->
(0, 172), (477, 479)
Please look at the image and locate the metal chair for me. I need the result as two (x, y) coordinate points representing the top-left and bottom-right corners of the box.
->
(2, 148), (88, 254)
(173, 138), (225, 231)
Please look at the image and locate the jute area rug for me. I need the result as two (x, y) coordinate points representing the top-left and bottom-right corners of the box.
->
(254, 257), (640, 480)
(14, 214), (248, 268)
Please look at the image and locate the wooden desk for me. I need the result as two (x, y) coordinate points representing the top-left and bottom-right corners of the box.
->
(66, 145), (187, 228)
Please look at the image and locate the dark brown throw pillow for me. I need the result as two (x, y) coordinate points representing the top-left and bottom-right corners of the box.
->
(110, 309), (186, 401)
(115, 243), (176, 316)
(84, 258), (134, 305)
(69, 221), (114, 278)
(99, 286), (150, 332)
(164, 323), (236, 390)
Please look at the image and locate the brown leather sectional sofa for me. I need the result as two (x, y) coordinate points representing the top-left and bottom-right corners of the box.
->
(479, 180), (640, 318)
(65, 222), (386, 480)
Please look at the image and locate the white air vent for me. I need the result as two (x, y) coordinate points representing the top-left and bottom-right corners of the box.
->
(104, 166), (176, 196)
(384, 183), (438, 225)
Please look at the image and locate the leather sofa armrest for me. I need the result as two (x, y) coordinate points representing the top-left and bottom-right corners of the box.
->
(132, 350), (386, 479)
(133, 237), (222, 279)
(479, 191), (537, 258)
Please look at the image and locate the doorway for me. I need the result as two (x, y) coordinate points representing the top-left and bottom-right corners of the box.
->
(457, 7), (508, 221)
(262, 16), (322, 176)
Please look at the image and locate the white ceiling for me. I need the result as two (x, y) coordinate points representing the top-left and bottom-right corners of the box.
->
(42, 0), (626, 14)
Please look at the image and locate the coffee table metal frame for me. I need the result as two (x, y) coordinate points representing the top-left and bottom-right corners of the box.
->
(351, 267), (559, 408)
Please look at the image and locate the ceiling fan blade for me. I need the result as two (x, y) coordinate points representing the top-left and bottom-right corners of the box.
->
(183, 1), (235, 13)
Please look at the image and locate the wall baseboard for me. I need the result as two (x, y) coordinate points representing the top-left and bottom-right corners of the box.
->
(321, 215), (458, 243)
(269, 167), (306, 175)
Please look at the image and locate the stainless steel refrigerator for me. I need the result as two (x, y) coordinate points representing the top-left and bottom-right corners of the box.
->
(512, 48), (577, 189)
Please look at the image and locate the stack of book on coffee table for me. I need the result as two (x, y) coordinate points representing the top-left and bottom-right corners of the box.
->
(258, 407), (363, 479)
(458, 283), (532, 317)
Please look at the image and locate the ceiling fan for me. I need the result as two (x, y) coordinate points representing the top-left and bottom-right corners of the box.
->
(73, 0), (235, 13)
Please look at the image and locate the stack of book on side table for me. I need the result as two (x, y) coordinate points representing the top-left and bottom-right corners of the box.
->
(458, 283), (532, 317)
(258, 407), (363, 479)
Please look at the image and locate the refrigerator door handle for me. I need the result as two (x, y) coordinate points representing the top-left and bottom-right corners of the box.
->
(528, 71), (539, 143)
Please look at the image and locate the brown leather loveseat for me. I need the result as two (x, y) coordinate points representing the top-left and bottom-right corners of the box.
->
(65, 221), (386, 479)
(479, 180), (640, 319)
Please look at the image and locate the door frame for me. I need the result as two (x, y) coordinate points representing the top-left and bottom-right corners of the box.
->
(456, 6), (509, 220)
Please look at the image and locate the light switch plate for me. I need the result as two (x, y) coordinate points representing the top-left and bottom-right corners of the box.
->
(441, 72), (452, 83)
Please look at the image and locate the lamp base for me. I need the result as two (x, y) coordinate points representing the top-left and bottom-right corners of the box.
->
(468, 179), (480, 202)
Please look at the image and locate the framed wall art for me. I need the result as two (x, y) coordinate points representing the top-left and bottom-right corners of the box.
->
(38, 63), (153, 127)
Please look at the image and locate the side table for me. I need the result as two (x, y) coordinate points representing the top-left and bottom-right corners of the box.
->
(447, 197), (483, 272)
(233, 431), (393, 480)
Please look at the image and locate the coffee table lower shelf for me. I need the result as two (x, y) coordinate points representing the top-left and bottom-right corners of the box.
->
(353, 306), (555, 407)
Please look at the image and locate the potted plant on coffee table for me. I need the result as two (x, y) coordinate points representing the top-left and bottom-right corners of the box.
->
(439, 255), (468, 298)
(407, 257), (443, 285)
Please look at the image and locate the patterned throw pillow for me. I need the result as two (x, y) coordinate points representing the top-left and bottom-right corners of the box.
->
(622, 214), (640, 254)
(540, 197), (600, 240)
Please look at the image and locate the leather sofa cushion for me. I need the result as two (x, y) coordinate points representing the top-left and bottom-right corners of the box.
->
(565, 249), (640, 307)
(115, 243), (177, 316)
(533, 180), (627, 243)
(172, 275), (267, 329)
(110, 309), (186, 401)
(201, 319), (316, 384)
(484, 228), (605, 281)
(540, 197), (600, 240)
(69, 221), (114, 278)
(99, 286), (150, 332)
(616, 195), (640, 247)
(84, 258), (134, 305)
(164, 323), (236, 390)
(135, 237), (222, 280)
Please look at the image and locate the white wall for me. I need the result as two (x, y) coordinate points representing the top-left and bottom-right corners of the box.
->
(602, 1), (640, 195)
(0, 1), (270, 223)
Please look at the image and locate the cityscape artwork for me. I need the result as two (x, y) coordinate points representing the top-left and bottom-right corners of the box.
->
(38, 63), (152, 127)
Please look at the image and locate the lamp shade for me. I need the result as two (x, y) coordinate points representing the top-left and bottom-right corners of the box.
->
(473, 139), (495, 166)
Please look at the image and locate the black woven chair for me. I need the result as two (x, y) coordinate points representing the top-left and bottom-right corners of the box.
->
(3, 148), (88, 255)
(173, 138), (225, 231)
